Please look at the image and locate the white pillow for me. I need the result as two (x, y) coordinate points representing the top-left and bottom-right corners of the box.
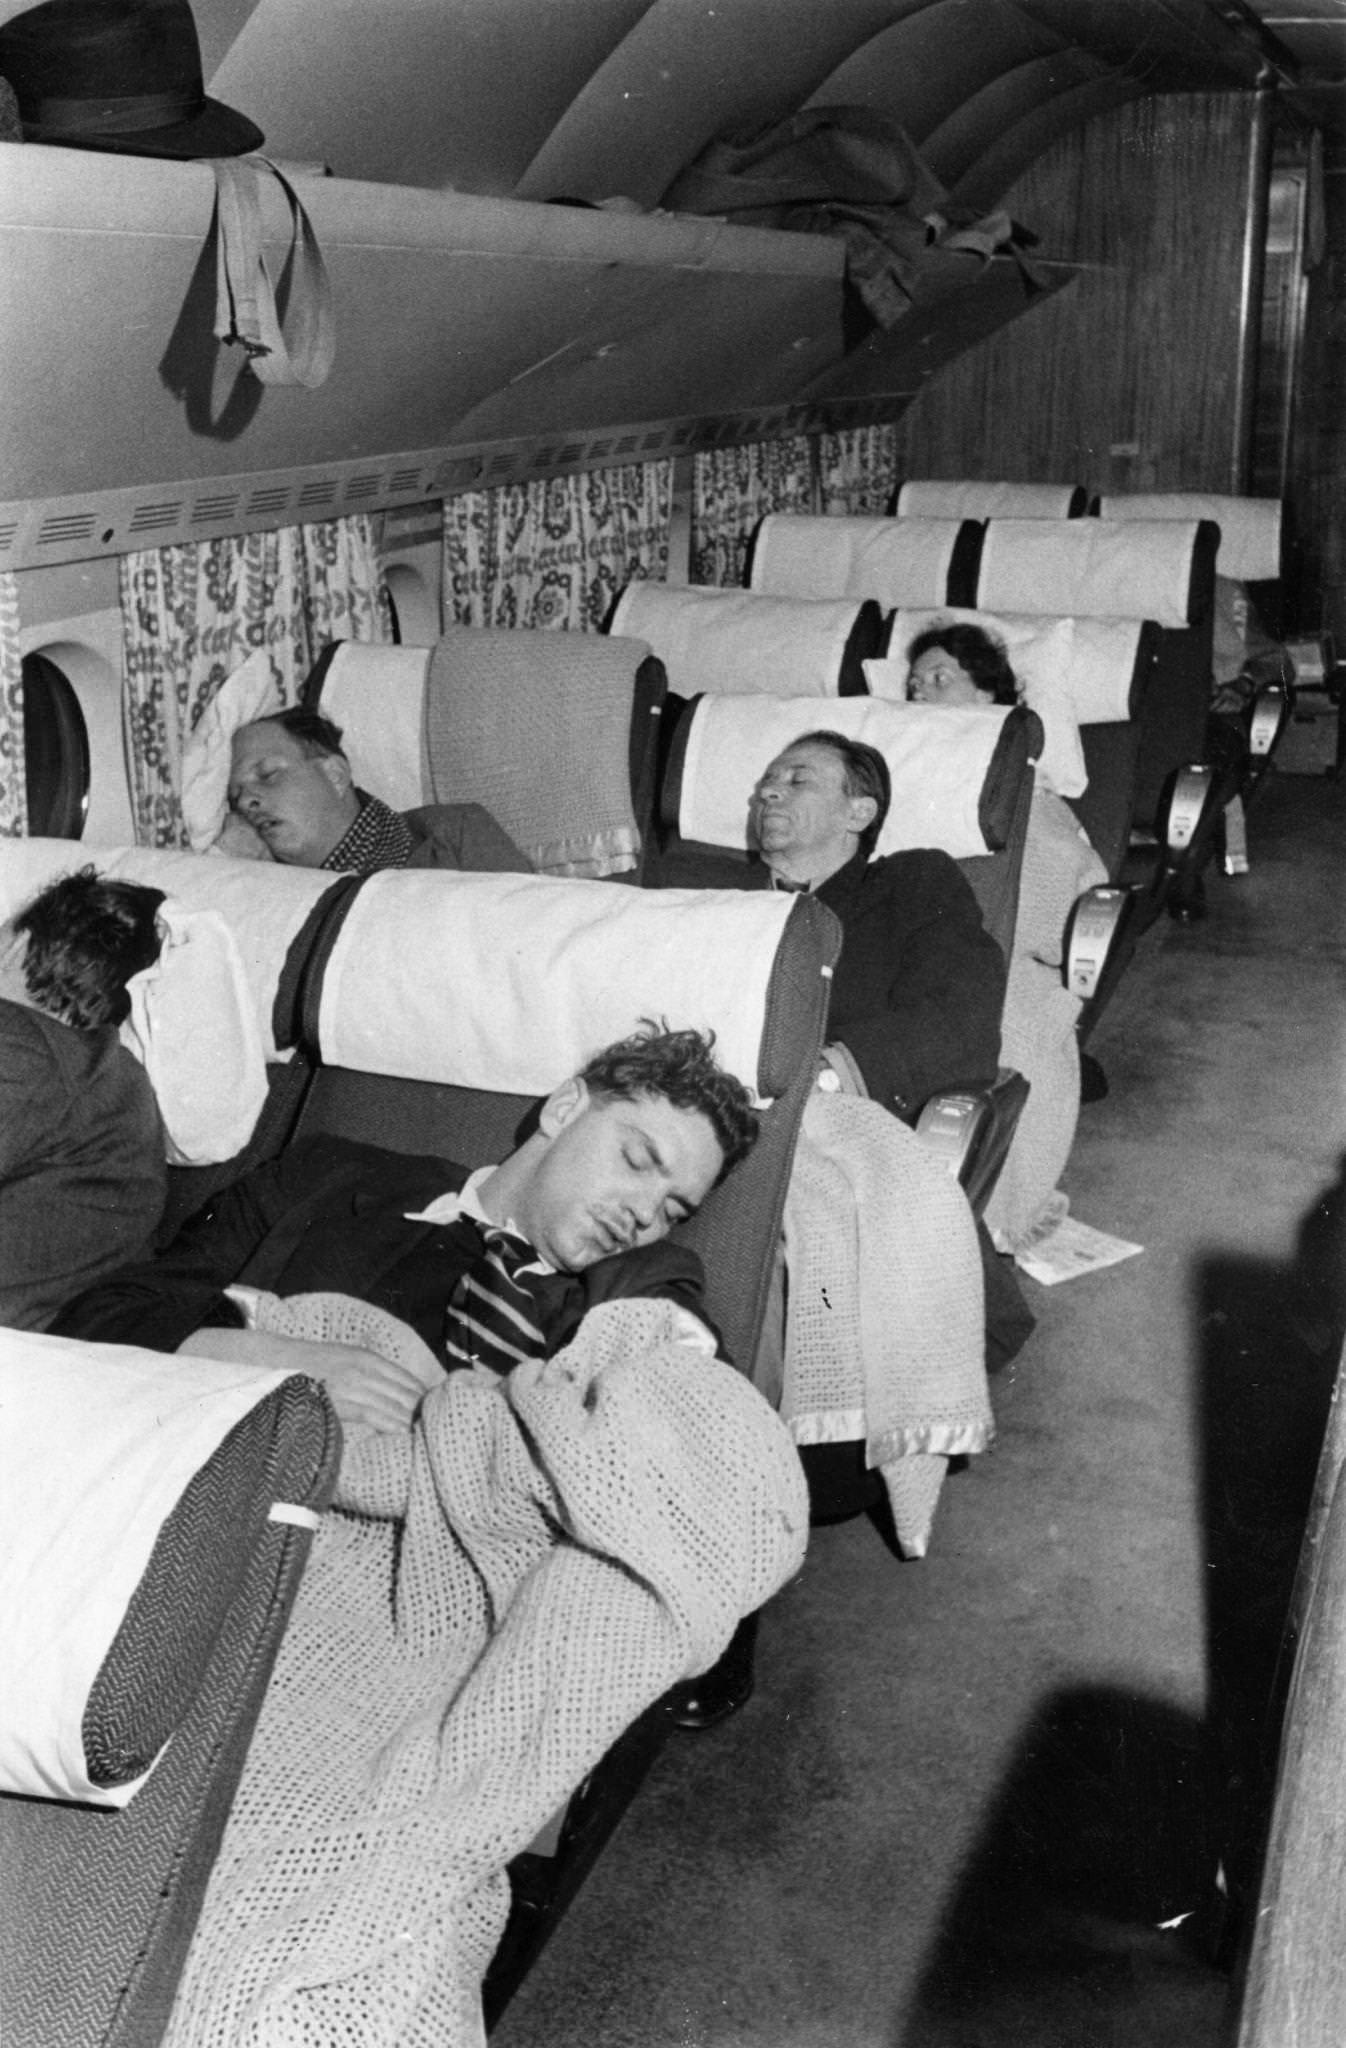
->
(878, 608), (1088, 800)
(180, 650), (282, 856)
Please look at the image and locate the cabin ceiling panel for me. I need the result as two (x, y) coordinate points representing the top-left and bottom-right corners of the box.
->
(208, 0), (654, 193)
(950, 77), (1148, 208)
(513, 0), (908, 207)
(918, 48), (1117, 187)
(809, 4), (1073, 154)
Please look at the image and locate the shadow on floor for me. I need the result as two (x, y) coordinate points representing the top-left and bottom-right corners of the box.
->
(901, 1684), (1230, 2048)
(1197, 1150), (1346, 1950)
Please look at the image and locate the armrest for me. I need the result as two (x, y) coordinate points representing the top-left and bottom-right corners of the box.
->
(1065, 885), (1133, 1002)
(1162, 763), (1219, 856)
(1248, 681), (1292, 760)
(915, 1068), (1031, 1219)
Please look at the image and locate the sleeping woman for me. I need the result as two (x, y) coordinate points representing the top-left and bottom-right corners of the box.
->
(904, 621), (1108, 1254)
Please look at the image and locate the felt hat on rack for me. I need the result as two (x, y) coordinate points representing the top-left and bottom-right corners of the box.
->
(0, 0), (263, 158)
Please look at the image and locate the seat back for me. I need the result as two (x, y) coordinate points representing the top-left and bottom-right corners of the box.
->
(609, 581), (890, 698)
(654, 692), (1038, 968)
(0, 1370), (338, 2048)
(284, 870), (839, 1377)
(897, 479), (1087, 520)
(974, 516), (1220, 835)
(748, 513), (983, 608)
(1095, 490), (1283, 627)
(306, 628), (667, 882)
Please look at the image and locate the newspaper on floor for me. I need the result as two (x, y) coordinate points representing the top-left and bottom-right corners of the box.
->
(1013, 1195), (1143, 1287)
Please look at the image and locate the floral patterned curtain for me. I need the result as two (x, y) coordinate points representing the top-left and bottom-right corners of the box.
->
(817, 424), (901, 516)
(444, 461), (672, 631)
(0, 570), (24, 837)
(690, 436), (817, 587)
(120, 514), (392, 846)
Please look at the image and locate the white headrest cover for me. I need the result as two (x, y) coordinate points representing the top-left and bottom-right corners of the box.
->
(0, 840), (340, 1060)
(678, 695), (1006, 861)
(610, 582), (864, 698)
(1095, 493), (1281, 581)
(978, 517), (1198, 626)
(315, 642), (431, 812)
(0, 1334), (297, 1806)
(750, 514), (964, 606)
(898, 480), (1080, 520)
(315, 870), (794, 1098)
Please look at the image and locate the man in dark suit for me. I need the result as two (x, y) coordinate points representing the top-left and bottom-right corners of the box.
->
(659, 728), (1005, 1116)
(54, 1023), (758, 1436)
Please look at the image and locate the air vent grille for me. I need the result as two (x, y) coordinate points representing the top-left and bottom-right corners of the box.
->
(192, 494), (241, 524)
(297, 479), (338, 509)
(0, 523), (16, 553)
(344, 473), (381, 502)
(37, 512), (97, 546)
(128, 501), (184, 533)
(388, 467), (423, 494)
(247, 487), (292, 516)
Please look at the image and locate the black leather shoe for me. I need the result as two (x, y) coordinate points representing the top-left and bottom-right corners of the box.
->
(673, 1612), (759, 1731)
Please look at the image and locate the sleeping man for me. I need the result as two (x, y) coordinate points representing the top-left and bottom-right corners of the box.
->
(228, 706), (533, 876)
(53, 1023), (758, 1436)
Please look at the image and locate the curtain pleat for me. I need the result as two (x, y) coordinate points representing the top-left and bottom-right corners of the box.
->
(0, 570), (24, 837)
(120, 515), (392, 847)
(444, 461), (673, 631)
(817, 425), (901, 516)
(690, 437), (817, 588)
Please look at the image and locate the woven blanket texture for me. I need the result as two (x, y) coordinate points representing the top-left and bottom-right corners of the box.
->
(425, 628), (644, 877)
(165, 1295), (807, 2048)
(782, 1092), (991, 1558)
(986, 790), (1108, 1252)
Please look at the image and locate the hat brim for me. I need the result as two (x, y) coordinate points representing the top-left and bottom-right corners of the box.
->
(25, 95), (263, 159)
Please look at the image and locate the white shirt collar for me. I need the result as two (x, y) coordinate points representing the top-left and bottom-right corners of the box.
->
(403, 1166), (554, 1274)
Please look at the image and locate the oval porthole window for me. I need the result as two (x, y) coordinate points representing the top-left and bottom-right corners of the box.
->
(23, 652), (91, 839)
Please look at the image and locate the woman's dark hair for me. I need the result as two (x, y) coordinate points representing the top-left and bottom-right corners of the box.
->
(907, 623), (1019, 705)
(790, 730), (892, 858)
(580, 1018), (760, 1182)
(14, 866), (165, 1030)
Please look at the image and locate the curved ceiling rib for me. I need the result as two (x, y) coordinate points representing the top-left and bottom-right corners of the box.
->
(811, 1), (1071, 149)
(921, 50), (1118, 191)
(208, 0), (655, 192)
(951, 77), (1151, 210)
(514, 0), (909, 206)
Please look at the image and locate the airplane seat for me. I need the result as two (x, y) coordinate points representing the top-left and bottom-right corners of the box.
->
(608, 579), (891, 697)
(747, 511), (984, 608)
(879, 605), (1163, 1046)
(1096, 491), (1295, 863)
(0, 1345), (339, 2048)
(974, 514), (1226, 919)
(304, 624), (668, 884)
(649, 691), (1040, 1205)
(0, 836), (362, 1241)
(647, 691), (1030, 1539)
(896, 478), (1088, 520)
(0, 865), (834, 2039)
(235, 865), (838, 2022)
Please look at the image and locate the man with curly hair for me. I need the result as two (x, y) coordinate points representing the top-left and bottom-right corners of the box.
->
(56, 1022), (759, 1436)
(0, 867), (167, 1329)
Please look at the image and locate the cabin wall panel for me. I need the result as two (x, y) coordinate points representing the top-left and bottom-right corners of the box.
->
(889, 96), (1257, 497)
(1290, 145), (1346, 640)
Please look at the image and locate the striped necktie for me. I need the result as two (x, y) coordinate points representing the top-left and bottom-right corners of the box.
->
(443, 1227), (547, 1376)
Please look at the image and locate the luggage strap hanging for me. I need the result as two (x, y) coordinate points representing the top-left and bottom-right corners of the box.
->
(209, 155), (335, 389)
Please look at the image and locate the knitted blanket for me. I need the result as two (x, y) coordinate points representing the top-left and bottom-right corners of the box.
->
(782, 1092), (991, 1558)
(164, 1295), (807, 2048)
(985, 789), (1108, 1253)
